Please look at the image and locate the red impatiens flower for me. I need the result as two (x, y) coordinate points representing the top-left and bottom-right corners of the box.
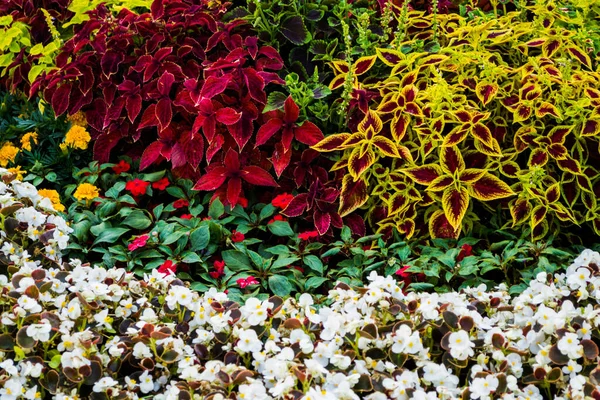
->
(125, 179), (150, 196)
(180, 214), (193, 220)
(158, 260), (177, 275)
(173, 199), (189, 209)
(231, 230), (245, 242)
(209, 259), (225, 279)
(152, 177), (170, 190)
(456, 244), (473, 262)
(128, 235), (149, 251)
(112, 160), (131, 175)
(237, 276), (259, 288)
(237, 197), (248, 208)
(268, 214), (286, 224)
(298, 230), (319, 240)
(272, 193), (294, 209)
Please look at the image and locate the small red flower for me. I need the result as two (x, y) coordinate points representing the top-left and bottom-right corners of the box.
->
(209, 259), (225, 279)
(231, 230), (245, 242)
(157, 260), (177, 275)
(268, 214), (286, 224)
(152, 177), (170, 190)
(395, 265), (412, 289)
(456, 244), (473, 262)
(125, 179), (150, 196)
(298, 230), (319, 240)
(180, 214), (193, 220)
(112, 160), (130, 175)
(289, 265), (304, 273)
(173, 199), (189, 209)
(237, 276), (259, 288)
(237, 197), (248, 208)
(128, 235), (149, 251)
(272, 193), (294, 209)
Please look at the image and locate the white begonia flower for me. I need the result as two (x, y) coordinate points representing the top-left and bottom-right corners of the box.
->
(557, 332), (583, 359)
(448, 330), (475, 360)
(61, 348), (91, 369)
(94, 309), (113, 329)
(567, 267), (591, 289)
(470, 375), (499, 399)
(238, 380), (272, 400)
(26, 320), (52, 342)
(93, 377), (119, 393)
(241, 297), (273, 326)
(139, 370), (154, 394)
(236, 329), (263, 354)
(18, 295), (42, 313)
(133, 342), (153, 359)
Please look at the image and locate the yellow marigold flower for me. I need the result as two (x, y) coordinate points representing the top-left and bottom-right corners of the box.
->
(0, 142), (19, 167)
(68, 111), (87, 128)
(74, 183), (100, 202)
(38, 189), (65, 212)
(21, 132), (38, 151)
(7, 166), (25, 181)
(64, 126), (91, 150)
(59, 142), (68, 153)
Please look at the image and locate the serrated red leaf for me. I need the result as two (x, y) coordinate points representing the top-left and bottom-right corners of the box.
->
(126, 94), (142, 123)
(155, 98), (172, 131)
(51, 84), (71, 116)
(201, 75), (230, 99)
(227, 177), (242, 207)
(283, 96), (299, 124)
(241, 166), (277, 186)
(243, 68), (266, 104)
(215, 107), (242, 125)
(157, 71), (175, 97)
(193, 167), (228, 191)
(314, 210), (331, 235)
(139, 141), (164, 170)
(138, 104), (158, 129)
(271, 143), (291, 178)
(93, 133), (121, 163)
(282, 194), (308, 217)
(294, 121), (324, 146)
(256, 118), (284, 147)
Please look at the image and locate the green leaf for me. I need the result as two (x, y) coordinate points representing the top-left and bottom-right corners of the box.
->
(0, 15), (13, 26)
(263, 91), (288, 113)
(272, 256), (301, 269)
(222, 250), (251, 270)
(48, 354), (62, 369)
(264, 245), (291, 256)
(162, 231), (186, 245)
(191, 282), (209, 292)
(208, 198), (224, 219)
(303, 255), (323, 274)
(181, 252), (202, 264)
(321, 247), (341, 257)
(105, 182), (126, 199)
(281, 15), (311, 45)
(190, 225), (210, 251)
(140, 170), (165, 182)
(28, 65), (45, 83)
(268, 275), (293, 297)
(305, 276), (328, 290)
(341, 226), (352, 242)
(259, 204), (276, 221)
(268, 220), (294, 236)
(93, 227), (130, 245)
(122, 210), (152, 230)
(166, 186), (186, 199)
(409, 282), (435, 291)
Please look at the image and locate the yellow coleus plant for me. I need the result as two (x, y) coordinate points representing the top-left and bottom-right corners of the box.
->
(313, 1), (600, 241)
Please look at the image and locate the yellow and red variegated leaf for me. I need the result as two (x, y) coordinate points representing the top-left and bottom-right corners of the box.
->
(545, 184), (560, 203)
(528, 148), (549, 167)
(556, 157), (582, 174)
(398, 145), (414, 162)
(376, 47), (404, 67)
(581, 119), (600, 137)
(542, 65), (562, 81)
(372, 136), (401, 158)
(525, 38), (547, 47)
(312, 133), (351, 152)
(342, 132), (367, 148)
(377, 98), (398, 114)
(535, 102), (561, 118)
(339, 175), (369, 217)
(594, 218), (600, 237)
(469, 173), (514, 201)
(552, 204), (577, 222)
(459, 168), (486, 184)
(471, 123), (494, 147)
(427, 175), (454, 192)
(330, 60), (349, 74)
(514, 125), (537, 152)
(566, 45), (592, 69)
(475, 81), (499, 106)
(454, 110), (472, 123)
(358, 110), (383, 133)
(513, 104), (532, 122)
(531, 220), (549, 242)
(429, 209), (461, 239)
(577, 174), (594, 193)
(401, 85), (418, 103)
(531, 205), (547, 230)
(391, 114), (410, 142)
(542, 39), (561, 57)
(440, 146), (465, 174)
(510, 198), (531, 226)
(548, 126), (571, 144)
(401, 71), (419, 87)
(419, 54), (449, 67)
(328, 74), (346, 90)
(500, 161), (520, 178)
(352, 55), (377, 75)
(442, 125), (469, 147)
(387, 192), (409, 216)
(396, 218), (416, 239)
(474, 136), (503, 157)
(331, 155), (349, 171)
(442, 186), (469, 230)
(547, 143), (568, 160)
(348, 146), (376, 180)
(402, 164), (443, 185)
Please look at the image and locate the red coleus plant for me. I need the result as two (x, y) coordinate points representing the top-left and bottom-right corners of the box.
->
(34, 1), (290, 180)
(256, 96), (324, 176)
(193, 148), (277, 207)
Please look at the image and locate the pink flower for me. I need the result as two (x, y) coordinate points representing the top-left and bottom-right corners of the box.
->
(173, 199), (189, 209)
(231, 230), (245, 242)
(209, 260), (225, 279)
(272, 193), (294, 208)
(128, 235), (149, 251)
(237, 276), (259, 288)
(158, 260), (177, 275)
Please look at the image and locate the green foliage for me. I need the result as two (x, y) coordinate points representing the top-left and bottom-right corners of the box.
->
(64, 0), (152, 27)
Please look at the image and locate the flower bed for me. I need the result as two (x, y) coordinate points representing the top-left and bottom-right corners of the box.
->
(1, 172), (600, 399)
